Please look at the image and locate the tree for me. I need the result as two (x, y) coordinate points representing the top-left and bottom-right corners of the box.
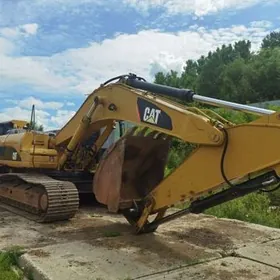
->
(180, 59), (198, 90)
(250, 47), (280, 101)
(220, 58), (257, 103)
(25, 122), (44, 131)
(153, 31), (280, 103)
(261, 31), (280, 49)
(234, 40), (251, 61)
(154, 72), (167, 85)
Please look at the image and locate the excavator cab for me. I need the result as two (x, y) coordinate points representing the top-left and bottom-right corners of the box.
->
(0, 120), (28, 136)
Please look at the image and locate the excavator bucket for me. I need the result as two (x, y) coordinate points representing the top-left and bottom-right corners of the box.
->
(93, 129), (171, 212)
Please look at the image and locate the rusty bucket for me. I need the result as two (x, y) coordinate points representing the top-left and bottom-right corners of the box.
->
(93, 132), (170, 212)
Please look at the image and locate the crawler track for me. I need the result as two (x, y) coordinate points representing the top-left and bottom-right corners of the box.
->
(0, 173), (79, 222)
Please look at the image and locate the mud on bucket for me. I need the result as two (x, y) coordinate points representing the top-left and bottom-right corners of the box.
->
(93, 133), (170, 212)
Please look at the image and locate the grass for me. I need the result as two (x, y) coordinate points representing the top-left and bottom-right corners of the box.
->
(102, 231), (121, 237)
(0, 247), (24, 280)
(204, 192), (280, 228)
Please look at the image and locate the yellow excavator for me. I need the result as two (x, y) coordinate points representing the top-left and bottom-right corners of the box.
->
(0, 73), (279, 233)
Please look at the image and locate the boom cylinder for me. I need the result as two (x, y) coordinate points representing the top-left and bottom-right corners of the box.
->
(124, 76), (195, 102)
(124, 75), (275, 116)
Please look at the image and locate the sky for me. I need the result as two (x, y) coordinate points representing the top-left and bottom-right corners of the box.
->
(0, 0), (280, 130)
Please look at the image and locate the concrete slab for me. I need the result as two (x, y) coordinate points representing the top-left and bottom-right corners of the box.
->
(50, 208), (280, 252)
(0, 208), (56, 250)
(19, 241), (216, 280)
(1, 206), (280, 280)
(138, 257), (280, 280)
(156, 212), (280, 252)
(236, 239), (280, 269)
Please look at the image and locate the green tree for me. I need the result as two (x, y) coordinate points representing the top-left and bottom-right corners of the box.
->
(250, 47), (280, 101)
(261, 31), (280, 49)
(180, 59), (198, 90)
(154, 72), (167, 85)
(234, 40), (251, 61)
(26, 122), (44, 131)
(153, 31), (280, 103)
(220, 58), (257, 103)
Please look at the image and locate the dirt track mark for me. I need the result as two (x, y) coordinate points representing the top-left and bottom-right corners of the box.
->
(204, 263), (256, 280)
(29, 249), (50, 258)
(168, 227), (233, 250)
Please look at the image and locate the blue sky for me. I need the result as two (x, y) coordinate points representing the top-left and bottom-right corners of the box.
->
(0, 0), (279, 130)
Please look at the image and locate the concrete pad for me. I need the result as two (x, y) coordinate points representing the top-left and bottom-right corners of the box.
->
(236, 239), (280, 268)
(156, 212), (280, 252)
(18, 241), (219, 280)
(0, 208), (56, 250)
(2, 206), (280, 280)
(51, 208), (280, 255)
(138, 257), (280, 280)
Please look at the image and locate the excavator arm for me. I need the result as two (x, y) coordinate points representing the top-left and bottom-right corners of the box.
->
(55, 77), (224, 148)
(53, 74), (280, 234)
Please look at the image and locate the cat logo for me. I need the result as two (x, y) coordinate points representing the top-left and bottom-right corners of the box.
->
(137, 98), (172, 130)
(143, 107), (161, 124)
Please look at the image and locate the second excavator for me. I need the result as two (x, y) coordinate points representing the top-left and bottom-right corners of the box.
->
(0, 73), (279, 233)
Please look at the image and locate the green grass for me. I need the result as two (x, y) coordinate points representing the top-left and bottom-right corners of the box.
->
(204, 192), (280, 228)
(268, 187), (280, 207)
(102, 231), (121, 237)
(0, 247), (24, 280)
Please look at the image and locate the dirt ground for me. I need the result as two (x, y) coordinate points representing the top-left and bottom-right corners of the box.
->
(0, 205), (280, 280)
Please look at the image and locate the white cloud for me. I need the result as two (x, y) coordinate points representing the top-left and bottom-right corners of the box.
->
(0, 27), (19, 39)
(0, 24), (76, 94)
(7, 97), (64, 110)
(0, 21), (276, 96)
(149, 52), (185, 76)
(0, 55), (77, 93)
(122, 0), (270, 16)
(32, 0), (103, 5)
(45, 22), (274, 93)
(2, 0), (278, 22)
(50, 110), (76, 128)
(0, 23), (39, 39)
(21, 23), (39, 35)
(250, 20), (273, 28)
(0, 37), (14, 54)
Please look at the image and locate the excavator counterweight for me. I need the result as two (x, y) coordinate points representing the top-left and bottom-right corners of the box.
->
(0, 73), (279, 234)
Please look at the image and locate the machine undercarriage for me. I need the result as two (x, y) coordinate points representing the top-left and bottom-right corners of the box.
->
(0, 172), (79, 222)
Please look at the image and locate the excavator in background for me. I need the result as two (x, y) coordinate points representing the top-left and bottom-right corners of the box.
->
(0, 73), (279, 234)
(0, 120), (28, 135)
